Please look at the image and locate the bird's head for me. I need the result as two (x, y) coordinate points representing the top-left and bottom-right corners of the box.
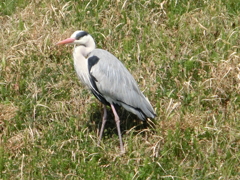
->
(57, 30), (95, 47)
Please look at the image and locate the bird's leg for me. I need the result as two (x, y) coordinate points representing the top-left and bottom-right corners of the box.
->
(110, 104), (125, 153)
(98, 105), (107, 146)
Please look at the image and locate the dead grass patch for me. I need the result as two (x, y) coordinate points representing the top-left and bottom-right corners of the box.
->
(211, 53), (240, 98)
(5, 127), (41, 155)
(0, 103), (17, 133)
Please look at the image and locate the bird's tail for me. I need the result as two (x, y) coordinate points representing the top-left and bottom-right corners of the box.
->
(121, 96), (156, 120)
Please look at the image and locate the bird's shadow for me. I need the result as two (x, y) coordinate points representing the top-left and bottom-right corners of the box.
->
(86, 104), (155, 139)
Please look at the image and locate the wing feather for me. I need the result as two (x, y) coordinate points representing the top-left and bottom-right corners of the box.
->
(88, 49), (155, 120)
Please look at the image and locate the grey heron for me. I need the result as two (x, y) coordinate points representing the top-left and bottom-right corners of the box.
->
(57, 31), (156, 153)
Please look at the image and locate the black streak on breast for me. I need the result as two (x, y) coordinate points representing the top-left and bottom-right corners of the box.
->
(88, 56), (109, 105)
(88, 56), (99, 72)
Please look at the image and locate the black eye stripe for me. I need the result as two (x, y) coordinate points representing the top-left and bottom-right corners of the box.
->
(76, 31), (89, 40)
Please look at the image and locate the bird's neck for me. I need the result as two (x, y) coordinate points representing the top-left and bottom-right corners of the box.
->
(74, 39), (96, 58)
(74, 46), (92, 58)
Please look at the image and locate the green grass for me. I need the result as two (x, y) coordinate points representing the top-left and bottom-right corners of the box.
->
(1, 0), (240, 179)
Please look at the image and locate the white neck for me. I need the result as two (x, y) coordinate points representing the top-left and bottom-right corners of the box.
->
(74, 35), (96, 57)
(72, 35), (96, 88)
(73, 40), (95, 88)
(74, 45), (93, 58)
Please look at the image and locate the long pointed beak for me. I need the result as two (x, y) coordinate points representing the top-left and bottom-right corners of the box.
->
(56, 38), (75, 45)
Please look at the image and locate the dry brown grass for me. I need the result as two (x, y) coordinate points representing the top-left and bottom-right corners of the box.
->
(0, 0), (239, 179)
(0, 103), (17, 133)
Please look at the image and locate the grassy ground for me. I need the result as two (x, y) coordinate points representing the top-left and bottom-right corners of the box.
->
(1, 0), (240, 179)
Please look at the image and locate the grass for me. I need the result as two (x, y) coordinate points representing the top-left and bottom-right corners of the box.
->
(1, 0), (240, 179)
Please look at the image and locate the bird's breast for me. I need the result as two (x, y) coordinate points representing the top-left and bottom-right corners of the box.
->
(73, 51), (91, 88)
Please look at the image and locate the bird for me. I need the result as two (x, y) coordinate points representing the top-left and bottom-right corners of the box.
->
(57, 30), (156, 153)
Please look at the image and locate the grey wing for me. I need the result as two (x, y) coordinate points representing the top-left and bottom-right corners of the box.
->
(89, 49), (156, 120)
